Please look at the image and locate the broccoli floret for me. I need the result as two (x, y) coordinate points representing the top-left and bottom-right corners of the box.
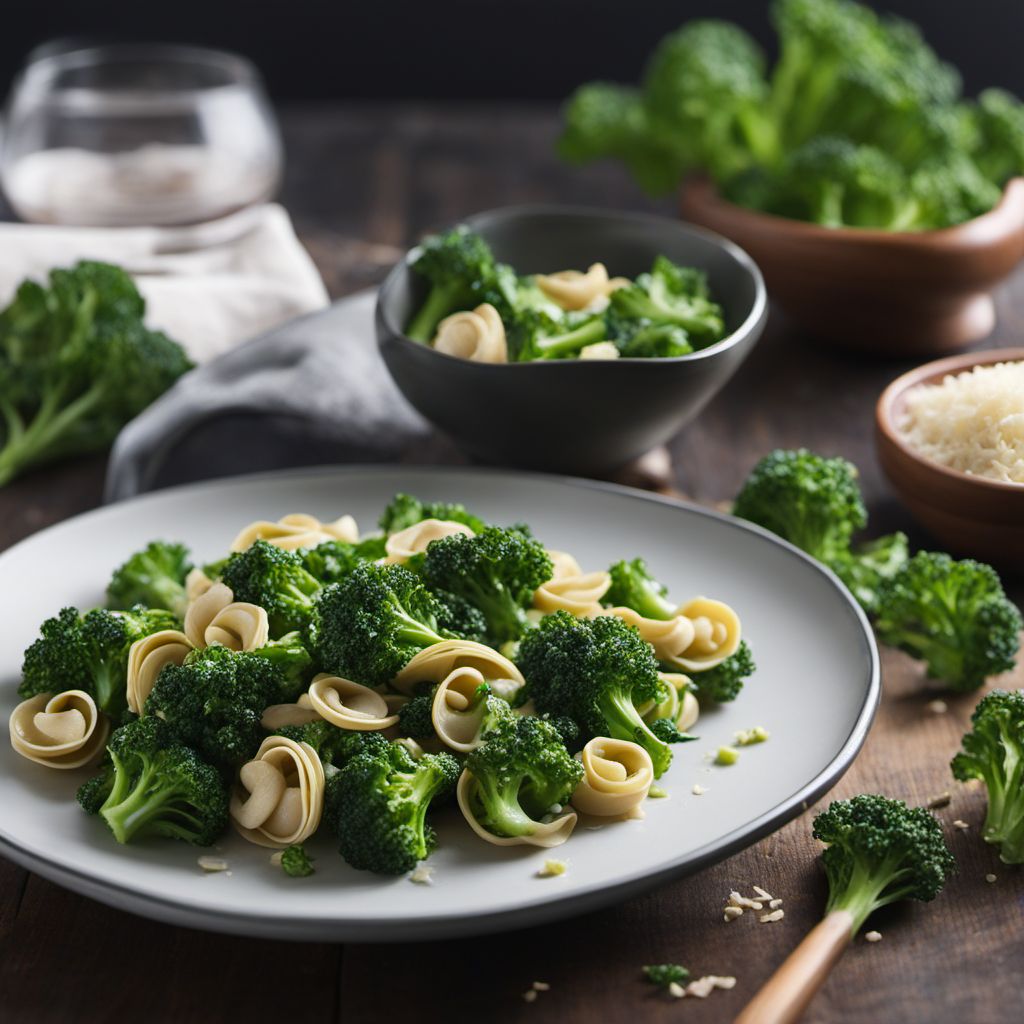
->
(832, 532), (909, 616)
(508, 309), (607, 362)
(275, 719), (390, 768)
(606, 318), (693, 359)
(324, 741), (459, 874)
(20, 605), (178, 718)
(106, 540), (192, 618)
(874, 552), (1021, 692)
(517, 611), (673, 777)
(250, 632), (314, 702)
(642, 964), (691, 989)
(603, 557), (676, 621)
(951, 690), (1024, 864)
(971, 88), (1024, 187)
(397, 689), (438, 740)
(220, 540), (322, 637)
(78, 716), (228, 846)
(280, 844), (315, 877)
(379, 493), (488, 535)
(649, 718), (697, 744)
(299, 536), (387, 585)
(812, 794), (955, 934)
(433, 590), (489, 644)
(313, 562), (452, 687)
(405, 228), (502, 343)
(733, 449), (867, 568)
(0, 261), (192, 487)
(690, 640), (756, 704)
(909, 154), (1002, 230)
(76, 761), (115, 815)
(145, 645), (282, 769)
(462, 714), (584, 839)
(421, 526), (552, 646)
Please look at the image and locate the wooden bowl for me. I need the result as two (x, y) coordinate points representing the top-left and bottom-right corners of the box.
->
(681, 177), (1024, 356)
(875, 348), (1024, 570)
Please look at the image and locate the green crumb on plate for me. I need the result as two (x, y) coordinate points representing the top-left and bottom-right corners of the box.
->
(715, 746), (739, 766)
(648, 785), (669, 799)
(734, 726), (770, 746)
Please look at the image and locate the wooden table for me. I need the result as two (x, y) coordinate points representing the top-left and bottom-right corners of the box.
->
(1, 104), (1021, 1024)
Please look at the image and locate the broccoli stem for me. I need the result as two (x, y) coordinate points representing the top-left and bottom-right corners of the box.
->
(826, 853), (916, 934)
(535, 318), (605, 359)
(406, 284), (470, 343)
(471, 775), (536, 837)
(101, 761), (200, 843)
(597, 687), (672, 776)
(981, 729), (1024, 862)
(391, 605), (445, 650)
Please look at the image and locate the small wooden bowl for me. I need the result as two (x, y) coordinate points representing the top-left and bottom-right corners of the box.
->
(875, 348), (1024, 570)
(681, 177), (1024, 356)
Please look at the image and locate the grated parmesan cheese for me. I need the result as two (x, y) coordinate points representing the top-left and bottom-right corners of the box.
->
(898, 361), (1024, 484)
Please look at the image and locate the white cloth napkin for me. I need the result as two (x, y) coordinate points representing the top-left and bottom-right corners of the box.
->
(0, 204), (329, 363)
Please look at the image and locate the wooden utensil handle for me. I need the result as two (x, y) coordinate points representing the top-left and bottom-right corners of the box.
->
(734, 910), (853, 1024)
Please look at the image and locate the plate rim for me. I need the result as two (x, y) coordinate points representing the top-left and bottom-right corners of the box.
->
(0, 463), (880, 941)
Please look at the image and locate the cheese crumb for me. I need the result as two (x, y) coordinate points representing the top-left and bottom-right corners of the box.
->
(668, 982), (686, 999)
(724, 906), (744, 921)
(752, 885), (773, 901)
(728, 891), (763, 910)
(522, 990), (538, 1003)
(928, 699), (949, 714)
(409, 865), (434, 885)
(715, 746), (739, 766)
(985, 873), (997, 883)
(713, 977), (737, 990)
(692, 783), (707, 796)
(197, 856), (229, 873)
(865, 931), (882, 943)
(536, 859), (567, 878)
(532, 982), (550, 991)
(685, 977), (716, 999)
(953, 819), (970, 830)
(648, 784), (668, 799)
(760, 909), (785, 923)
(735, 726), (770, 746)
(769, 898), (783, 909)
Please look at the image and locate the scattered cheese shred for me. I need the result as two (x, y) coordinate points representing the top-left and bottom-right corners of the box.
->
(865, 931), (883, 943)
(197, 856), (229, 873)
(898, 361), (1024, 483)
(409, 865), (434, 885)
(985, 873), (998, 883)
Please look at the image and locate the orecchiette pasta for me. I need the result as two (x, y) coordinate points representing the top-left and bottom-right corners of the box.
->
(230, 512), (359, 552)
(456, 769), (578, 848)
(431, 666), (499, 752)
(571, 737), (654, 817)
(184, 582), (234, 647)
(184, 582), (269, 652)
(671, 597), (742, 672)
(307, 673), (400, 731)
(536, 263), (611, 311)
(657, 672), (700, 732)
(184, 567), (214, 602)
(547, 550), (583, 581)
(385, 518), (474, 564)
(578, 341), (620, 360)
(433, 303), (508, 363)
(231, 735), (325, 848)
(533, 571), (611, 618)
(392, 639), (525, 698)
(9, 690), (109, 769)
(609, 606), (697, 663)
(126, 629), (192, 714)
(260, 702), (322, 730)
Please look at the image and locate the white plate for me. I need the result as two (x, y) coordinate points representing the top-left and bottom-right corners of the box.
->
(0, 466), (878, 941)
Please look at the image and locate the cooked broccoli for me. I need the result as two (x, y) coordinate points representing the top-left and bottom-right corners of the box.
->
(299, 536), (387, 585)
(832, 532), (909, 616)
(909, 154), (1002, 230)
(691, 641), (757, 704)
(77, 716), (228, 846)
(603, 557), (676, 620)
(508, 309), (606, 362)
(106, 540), (192, 618)
(971, 88), (1024, 186)
(324, 741), (459, 874)
(874, 552), (1021, 691)
(422, 526), (553, 645)
(405, 227), (503, 343)
(280, 844), (315, 877)
(145, 645), (283, 769)
(397, 689), (438, 740)
(517, 611), (673, 777)
(313, 562), (452, 687)
(220, 540), (322, 637)
(379, 492), (488, 535)
(20, 605), (178, 718)
(275, 719), (390, 768)
(250, 632), (314, 702)
(951, 689), (1024, 864)
(434, 590), (489, 644)
(649, 718), (697, 744)
(733, 449), (867, 568)
(811, 794), (955, 934)
(606, 318), (693, 359)
(461, 714), (584, 840)
(642, 964), (691, 989)
(0, 261), (192, 487)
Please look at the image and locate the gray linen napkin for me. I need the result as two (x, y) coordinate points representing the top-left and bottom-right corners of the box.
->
(103, 290), (430, 502)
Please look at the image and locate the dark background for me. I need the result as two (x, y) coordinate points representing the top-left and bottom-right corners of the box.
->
(0, 0), (1021, 103)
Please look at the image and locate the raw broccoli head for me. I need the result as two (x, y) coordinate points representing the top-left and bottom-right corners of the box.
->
(971, 88), (1024, 187)
(78, 716), (228, 846)
(812, 794), (955, 934)
(874, 552), (1021, 692)
(106, 540), (192, 618)
(603, 557), (676, 621)
(951, 689), (1024, 864)
(299, 536), (387, 585)
(20, 605), (179, 718)
(146, 644), (282, 769)
(280, 844), (315, 877)
(463, 713), (584, 839)
(832, 532), (909, 616)
(312, 562), (450, 687)
(378, 493), (487, 535)
(691, 641), (757, 704)
(421, 526), (553, 645)
(733, 448), (867, 567)
(517, 611), (672, 776)
(220, 540), (322, 637)
(324, 741), (460, 874)
(275, 719), (390, 768)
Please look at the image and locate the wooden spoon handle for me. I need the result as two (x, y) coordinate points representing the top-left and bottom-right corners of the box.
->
(734, 910), (853, 1024)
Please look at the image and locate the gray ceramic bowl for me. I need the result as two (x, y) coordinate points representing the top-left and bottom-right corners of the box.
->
(375, 205), (767, 474)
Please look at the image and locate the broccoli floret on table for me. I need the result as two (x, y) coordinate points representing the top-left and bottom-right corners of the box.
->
(952, 689), (1024, 864)
(874, 552), (1021, 692)
(461, 714), (583, 840)
(280, 844), (315, 878)
(517, 611), (673, 777)
(812, 794), (955, 934)
(106, 540), (192, 618)
(378, 492), (488, 535)
(77, 716), (228, 846)
(642, 964), (691, 989)
(691, 640), (757, 704)
(832, 532), (909, 617)
(324, 741), (459, 874)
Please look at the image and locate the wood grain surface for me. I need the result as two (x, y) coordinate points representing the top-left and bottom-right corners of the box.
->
(1, 104), (1021, 1024)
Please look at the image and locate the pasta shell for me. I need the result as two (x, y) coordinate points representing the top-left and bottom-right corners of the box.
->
(307, 674), (399, 731)
(456, 769), (577, 848)
(547, 550), (583, 581)
(184, 567), (214, 602)
(260, 702), (322, 730)
(204, 603), (270, 651)
(433, 303), (508, 363)
(533, 571), (610, 618)
(536, 263), (610, 311)
(431, 667), (497, 752)
(654, 671), (700, 732)
(9, 690), (110, 769)
(384, 519), (474, 564)
(392, 639), (525, 698)
(669, 597), (742, 672)
(126, 630), (192, 714)
(609, 607), (697, 663)
(231, 736), (324, 848)
(230, 512), (359, 552)
(571, 738), (654, 817)
(184, 582), (234, 647)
